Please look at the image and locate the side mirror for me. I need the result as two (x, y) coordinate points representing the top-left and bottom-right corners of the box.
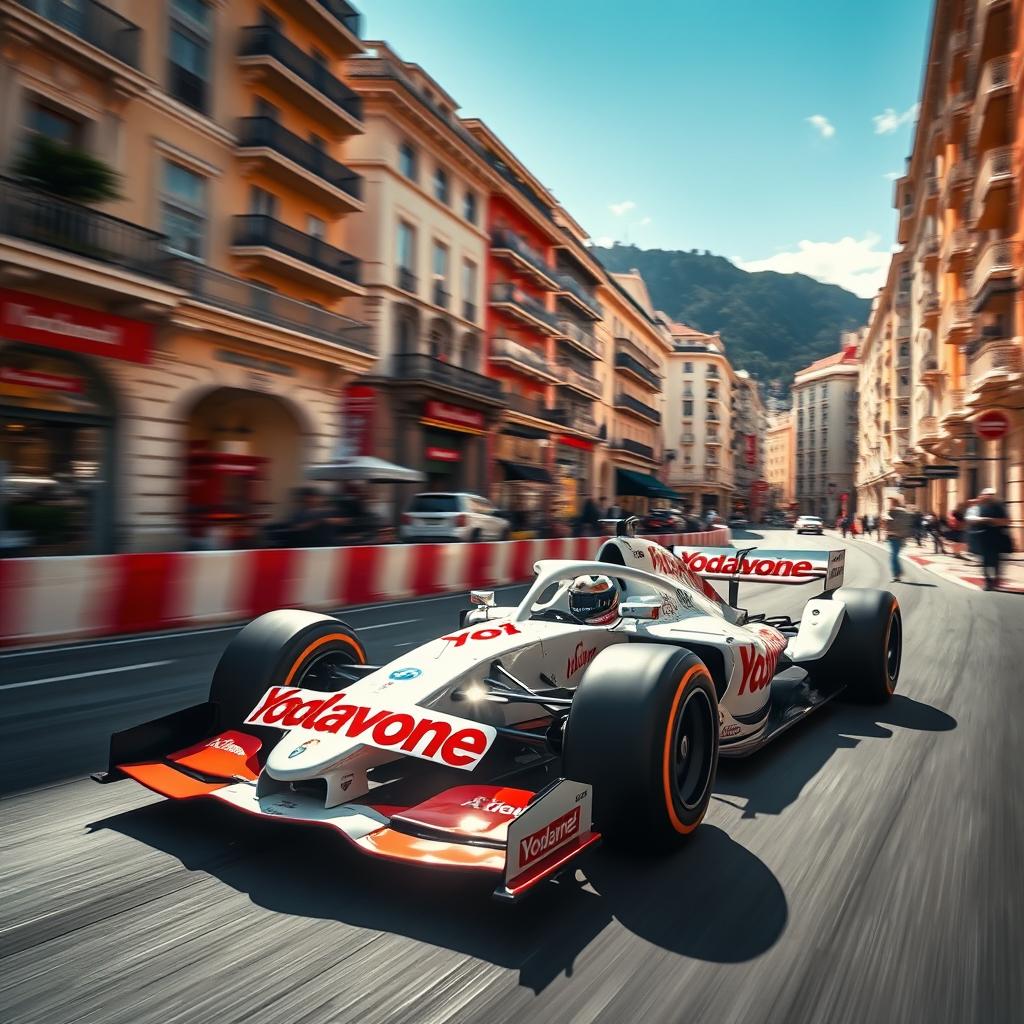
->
(621, 601), (662, 620)
(470, 590), (495, 607)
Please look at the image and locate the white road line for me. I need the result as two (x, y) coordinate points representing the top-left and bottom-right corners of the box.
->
(1, 660), (173, 690)
(357, 619), (418, 631)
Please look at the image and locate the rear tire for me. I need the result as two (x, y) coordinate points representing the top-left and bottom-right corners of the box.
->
(813, 588), (901, 703)
(562, 645), (718, 850)
(209, 610), (366, 728)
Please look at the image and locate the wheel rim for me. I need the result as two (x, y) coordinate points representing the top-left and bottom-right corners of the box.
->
(670, 686), (715, 811)
(885, 609), (902, 687)
(297, 645), (361, 690)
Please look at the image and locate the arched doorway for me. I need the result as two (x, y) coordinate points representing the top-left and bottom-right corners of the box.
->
(0, 343), (117, 554)
(184, 387), (305, 543)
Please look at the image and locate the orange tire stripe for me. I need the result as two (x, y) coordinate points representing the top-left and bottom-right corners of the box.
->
(283, 631), (365, 687)
(661, 662), (710, 834)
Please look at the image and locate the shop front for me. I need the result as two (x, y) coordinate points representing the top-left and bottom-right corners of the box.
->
(494, 428), (551, 532)
(553, 434), (594, 522)
(0, 289), (152, 555)
(417, 399), (487, 493)
(614, 467), (678, 515)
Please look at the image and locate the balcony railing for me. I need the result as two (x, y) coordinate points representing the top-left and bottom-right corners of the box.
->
(502, 392), (555, 421)
(489, 336), (560, 380)
(611, 438), (655, 460)
(310, 0), (362, 35)
(681, 433), (696, 444)
(232, 215), (360, 284)
(555, 317), (601, 357)
(17, 0), (141, 68)
(974, 146), (1013, 212)
(614, 350), (661, 389)
(0, 177), (168, 278)
(614, 392), (661, 424)
(554, 271), (601, 318)
(396, 267), (417, 293)
(236, 117), (362, 200)
(971, 238), (1014, 297)
(432, 282), (450, 309)
(943, 227), (973, 263)
(238, 25), (363, 121)
(547, 406), (600, 436)
(973, 56), (1011, 126)
(490, 282), (560, 332)
(463, 300), (477, 322)
(393, 353), (502, 400)
(919, 290), (940, 317)
(173, 262), (372, 352)
(969, 340), (1023, 388)
(558, 363), (602, 396)
(490, 228), (555, 286)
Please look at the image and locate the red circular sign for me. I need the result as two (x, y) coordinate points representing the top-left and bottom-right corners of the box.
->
(974, 410), (1011, 441)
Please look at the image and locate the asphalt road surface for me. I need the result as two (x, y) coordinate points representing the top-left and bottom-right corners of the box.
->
(2, 531), (1022, 1024)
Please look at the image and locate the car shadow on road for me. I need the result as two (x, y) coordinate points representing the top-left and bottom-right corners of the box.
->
(714, 694), (957, 819)
(90, 802), (787, 991)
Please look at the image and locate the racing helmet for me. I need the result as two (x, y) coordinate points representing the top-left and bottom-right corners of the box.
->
(567, 574), (620, 625)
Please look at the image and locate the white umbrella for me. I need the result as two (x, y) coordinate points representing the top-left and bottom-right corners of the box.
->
(306, 457), (426, 484)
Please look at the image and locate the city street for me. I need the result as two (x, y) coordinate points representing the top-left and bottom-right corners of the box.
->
(1, 531), (1022, 1024)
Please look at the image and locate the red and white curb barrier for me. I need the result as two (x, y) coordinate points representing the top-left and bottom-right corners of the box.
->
(0, 530), (731, 647)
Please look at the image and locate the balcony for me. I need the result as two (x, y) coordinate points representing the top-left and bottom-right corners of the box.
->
(968, 339), (1023, 394)
(610, 438), (657, 462)
(922, 234), (939, 268)
(614, 392), (661, 424)
(237, 25), (363, 136)
(554, 271), (601, 320)
(396, 266), (417, 294)
(236, 117), (362, 212)
(0, 176), (169, 280)
(941, 388), (971, 434)
(502, 392), (557, 424)
(13, 0), (141, 71)
(942, 226), (974, 265)
(289, 0), (363, 56)
(971, 237), (1014, 302)
(489, 336), (562, 383)
(681, 433), (696, 444)
(942, 301), (974, 344)
(920, 355), (945, 387)
(172, 262), (372, 356)
(971, 56), (1011, 147)
(973, 146), (1013, 230)
(431, 282), (450, 309)
(705, 435), (723, 446)
(943, 89), (972, 139)
(490, 229), (558, 290)
(924, 175), (939, 211)
(943, 157), (975, 204)
(554, 318), (601, 358)
(920, 289), (941, 323)
(230, 215), (362, 293)
(547, 405), (601, 437)
(557, 363), (602, 399)
(895, 291), (911, 314)
(392, 353), (503, 403)
(490, 282), (560, 335)
(974, 0), (1012, 65)
(614, 350), (661, 390)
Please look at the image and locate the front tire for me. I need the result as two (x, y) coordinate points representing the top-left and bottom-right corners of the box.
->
(209, 610), (366, 728)
(562, 645), (718, 850)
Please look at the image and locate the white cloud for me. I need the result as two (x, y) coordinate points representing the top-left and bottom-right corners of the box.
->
(873, 103), (919, 134)
(806, 114), (835, 139)
(736, 234), (896, 298)
(608, 200), (636, 216)
(591, 235), (616, 247)
(639, 216), (653, 226)
(883, 170), (902, 181)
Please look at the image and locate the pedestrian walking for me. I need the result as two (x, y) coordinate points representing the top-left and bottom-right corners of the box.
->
(924, 509), (946, 555)
(948, 502), (966, 558)
(966, 487), (1011, 591)
(882, 496), (914, 582)
(912, 509), (925, 547)
(840, 515), (849, 538)
(965, 495), (983, 563)
(860, 513), (869, 537)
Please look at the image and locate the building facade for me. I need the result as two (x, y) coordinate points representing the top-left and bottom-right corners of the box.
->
(764, 411), (796, 512)
(860, 0), (1021, 541)
(732, 369), (767, 521)
(0, 0), (373, 553)
(664, 323), (735, 515)
(794, 343), (860, 520)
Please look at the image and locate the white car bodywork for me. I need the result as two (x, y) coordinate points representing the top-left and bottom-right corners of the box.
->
(794, 516), (824, 534)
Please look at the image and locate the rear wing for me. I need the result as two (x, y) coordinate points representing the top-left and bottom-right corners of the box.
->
(671, 546), (845, 603)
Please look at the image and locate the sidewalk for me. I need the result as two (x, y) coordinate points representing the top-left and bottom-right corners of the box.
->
(841, 531), (1024, 594)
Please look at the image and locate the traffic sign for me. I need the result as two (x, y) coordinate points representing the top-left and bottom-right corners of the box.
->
(974, 410), (1011, 441)
(923, 465), (960, 479)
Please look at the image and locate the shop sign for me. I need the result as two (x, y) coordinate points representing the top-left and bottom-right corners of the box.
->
(426, 446), (461, 463)
(745, 434), (757, 468)
(217, 349), (295, 377)
(423, 400), (484, 433)
(555, 434), (593, 451)
(0, 366), (82, 393)
(341, 384), (375, 457)
(0, 288), (152, 363)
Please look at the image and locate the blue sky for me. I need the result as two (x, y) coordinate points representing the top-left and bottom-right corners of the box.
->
(356, 0), (933, 298)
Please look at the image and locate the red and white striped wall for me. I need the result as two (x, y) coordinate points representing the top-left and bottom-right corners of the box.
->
(0, 529), (730, 648)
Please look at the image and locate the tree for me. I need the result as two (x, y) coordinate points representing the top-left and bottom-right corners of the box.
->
(13, 135), (121, 204)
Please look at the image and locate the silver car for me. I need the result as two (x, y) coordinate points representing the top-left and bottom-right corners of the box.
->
(399, 492), (511, 543)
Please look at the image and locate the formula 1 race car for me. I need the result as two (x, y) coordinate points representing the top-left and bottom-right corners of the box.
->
(96, 520), (902, 900)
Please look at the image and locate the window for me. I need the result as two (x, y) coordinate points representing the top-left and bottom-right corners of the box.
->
(25, 99), (83, 147)
(399, 141), (417, 181)
(248, 185), (277, 217)
(309, 132), (325, 152)
(161, 159), (207, 258)
(168, 0), (211, 114)
(682, 400), (694, 416)
(397, 221), (416, 290)
(307, 215), (326, 241)
(433, 166), (450, 204)
(461, 260), (477, 316)
(254, 97), (279, 120)
(432, 241), (449, 306)
(463, 190), (477, 224)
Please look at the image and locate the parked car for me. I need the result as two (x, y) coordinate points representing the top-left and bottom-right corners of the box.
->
(644, 508), (683, 533)
(794, 515), (824, 535)
(400, 492), (510, 543)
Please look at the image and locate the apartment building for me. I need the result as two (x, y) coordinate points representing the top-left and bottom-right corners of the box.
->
(866, 0), (1021, 539)
(732, 369), (767, 520)
(664, 323), (735, 515)
(341, 41), (503, 498)
(764, 411), (796, 512)
(0, 0), (372, 553)
(793, 342), (860, 520)
(597, 271), (672, 511)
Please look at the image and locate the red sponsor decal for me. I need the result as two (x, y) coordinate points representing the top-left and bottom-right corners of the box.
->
(0, 288), (152, 363)
(678, 551), (815, 578)
(649, 545), (708, 594)
(244, 687), (492, 769)
(441, 622), (521, 648)
(519, 805), (581, 868)
(566, 641), (597, 677)
(737, 627), (789, 696)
